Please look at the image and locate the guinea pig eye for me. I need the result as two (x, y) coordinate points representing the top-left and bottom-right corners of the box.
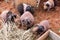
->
(17, 4), (24, 15)
(22, 20), (25, 24)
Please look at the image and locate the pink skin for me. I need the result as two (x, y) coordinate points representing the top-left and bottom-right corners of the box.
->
(20, 11), (34, 28)
(32, 20), (49, 33)
(0, 10), (9, 22)
(39, 20), (50, 31)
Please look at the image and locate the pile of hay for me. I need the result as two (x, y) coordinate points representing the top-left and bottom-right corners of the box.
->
(0, 22), (35, 40)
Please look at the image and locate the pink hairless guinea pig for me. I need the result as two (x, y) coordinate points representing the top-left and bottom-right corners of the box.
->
(32, 20), (50, 35)
(0, 10), (16, 23)
(20, 11), (34, 30)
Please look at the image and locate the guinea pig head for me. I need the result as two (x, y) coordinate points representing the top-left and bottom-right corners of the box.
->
(32, 24), (44, 35)
(44, 2), (50, 11)
(6, 11), (16, 22)
(36, 25), (44, 34)
(20, 17), (32, 30)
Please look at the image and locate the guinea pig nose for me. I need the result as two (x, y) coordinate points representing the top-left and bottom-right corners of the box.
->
(22, 20), (25, 24)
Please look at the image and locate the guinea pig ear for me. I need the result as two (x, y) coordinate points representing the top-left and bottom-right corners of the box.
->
(22, 20), (25, 23)
(17, 3), (24, 15)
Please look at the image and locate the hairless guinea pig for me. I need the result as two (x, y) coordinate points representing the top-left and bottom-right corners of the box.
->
(20, 11), (34, 30)
(43, 0), (56, 11)
(32, 20), (50, 35)
(0, 10), (16, 23)
(6, 11), (16, 22)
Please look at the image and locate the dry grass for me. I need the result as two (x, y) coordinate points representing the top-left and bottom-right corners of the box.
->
(0, 21), (36, 40)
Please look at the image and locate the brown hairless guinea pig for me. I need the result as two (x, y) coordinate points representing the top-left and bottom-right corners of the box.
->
(20, 11), (34, 30)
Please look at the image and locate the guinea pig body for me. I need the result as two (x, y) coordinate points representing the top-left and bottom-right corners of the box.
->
(6, 11), (16, 22)
(17, 3), (34, 15)
(20, 11), (34, 29)
(44, 0), (56, 11)
(32, 20), (49, 35)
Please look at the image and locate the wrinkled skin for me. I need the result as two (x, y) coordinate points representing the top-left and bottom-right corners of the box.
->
(20, 11), (34, 30)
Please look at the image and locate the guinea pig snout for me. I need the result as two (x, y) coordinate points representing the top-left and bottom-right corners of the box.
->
(8, 14), (16, 22)
(26, 20), (31, 29)
(36, 26), (44, 34)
